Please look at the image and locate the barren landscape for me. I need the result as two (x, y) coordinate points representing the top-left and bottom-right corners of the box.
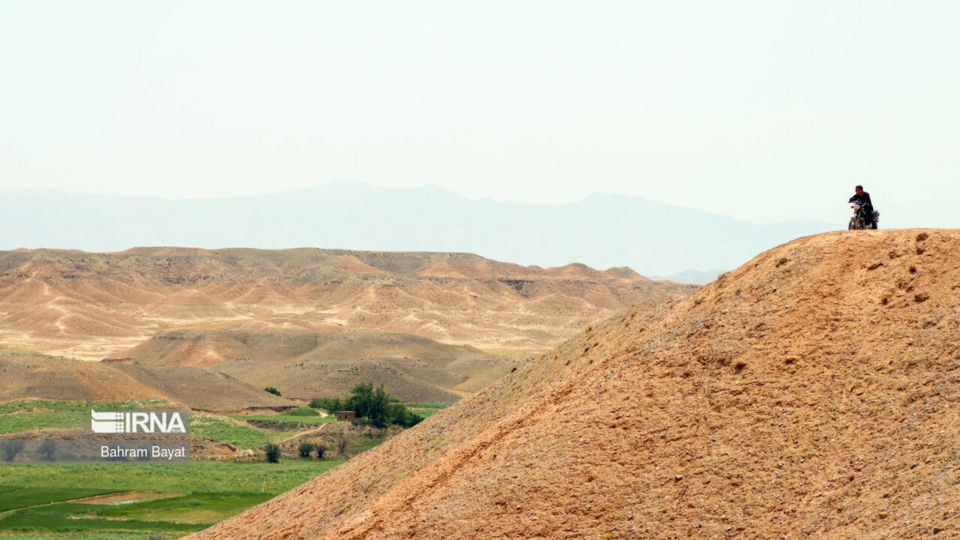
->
(0, 247), (694, 410)
(122, 329), (516, 402)
(0, 247), (694, 360)
(191, 229), (960, 538)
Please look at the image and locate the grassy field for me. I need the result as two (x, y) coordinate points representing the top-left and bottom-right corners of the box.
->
(189, 414), (299, 449)
(235, 414), (335, 424)
(0, 487), (114, 512)
(405, 401), (453, 419)
(94, 492), (273, 524)
(0, 411), (86, 435)
(0, 401), (299, 452)
(0, 461), (340, 537)
(0, 400), (172, 438)
(0, 399), (169, 415)
(0, 533), (176, 540)
(0, 461), (340, 493)
(0, 398), (404, 538)
(0, 501), (201, 535)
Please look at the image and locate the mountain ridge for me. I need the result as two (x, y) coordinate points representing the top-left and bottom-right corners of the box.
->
(0, 183), (832, 275)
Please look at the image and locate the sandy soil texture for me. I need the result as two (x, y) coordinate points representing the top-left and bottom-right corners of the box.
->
(189, 229), (960, 538)
(0, 247), (695, 360)
(122, 329), (519, 402)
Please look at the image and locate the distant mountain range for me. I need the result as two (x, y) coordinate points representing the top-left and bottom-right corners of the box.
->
(0, 182), (832, 279)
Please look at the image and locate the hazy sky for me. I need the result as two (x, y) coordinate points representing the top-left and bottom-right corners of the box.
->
(2, 2), (957, 226)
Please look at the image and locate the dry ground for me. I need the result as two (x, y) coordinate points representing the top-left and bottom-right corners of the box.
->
(0, 247), (695, 360)
(122, 329), (518, 402)
(190, 229), (960, 539)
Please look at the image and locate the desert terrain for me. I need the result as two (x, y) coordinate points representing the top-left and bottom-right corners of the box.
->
(191, 229), (960, 538)
(0, 247), (694, 360)
(0, 247), (694, 410)
(121, 329), (516, 403)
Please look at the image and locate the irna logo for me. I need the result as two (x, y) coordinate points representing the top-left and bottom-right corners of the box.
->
(91, 410), (188, 434)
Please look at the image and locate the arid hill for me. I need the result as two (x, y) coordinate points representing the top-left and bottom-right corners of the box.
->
(122, 329), (515, 402)
(191, 229), (960, 538)
(0, 328), (514, 408)
(0, 248), (695, 360)
(0, 352), (294, 411)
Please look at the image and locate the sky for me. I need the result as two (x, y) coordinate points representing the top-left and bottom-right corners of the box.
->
(1, 1), (958, 227)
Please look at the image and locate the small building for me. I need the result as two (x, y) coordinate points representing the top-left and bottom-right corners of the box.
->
(336, 410), (356, 421)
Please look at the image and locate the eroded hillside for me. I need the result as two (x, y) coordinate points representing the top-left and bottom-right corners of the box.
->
(0, 248), (695, 360)
(122, 329), (514, 402)
(191, 229), (960, 538)
(0, 352), (294, 410)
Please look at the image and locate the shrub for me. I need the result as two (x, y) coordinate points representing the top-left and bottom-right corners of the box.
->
(38, 439), (57, 461)
(315, 444), (327, 459)
(309, 396), (347, 413)
(333, 432), (349, 457)
(388, 403), (421, 428)
(264, 443), (281, 463)
(1, 440), (26, 462)
(264, 387), (281, 396)
(916, 232), (929, 242)
(298, 442), (316, 458)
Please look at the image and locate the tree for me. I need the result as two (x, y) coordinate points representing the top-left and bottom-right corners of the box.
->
(38, 439), (57, 461)
(264, 443), (281, 463)
(333, 432), (349, 457)
(350, 382), (374, 419)
(312, 382), (423, 428)
(310, 396), (347, 413)
(298, 442), (316, 458)
(1, 440), (25, 462)
(315, 444), (327, 460)
(346, 383), (395, 428)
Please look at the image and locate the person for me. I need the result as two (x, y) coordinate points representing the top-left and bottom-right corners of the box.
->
(848, 185), (877, 229)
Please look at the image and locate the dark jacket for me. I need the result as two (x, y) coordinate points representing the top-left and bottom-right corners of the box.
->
(849, 191), (877, 227)
(848, 192), (873, 208)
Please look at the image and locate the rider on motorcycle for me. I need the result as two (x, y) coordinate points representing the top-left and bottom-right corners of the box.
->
(848, 185), (877, 229)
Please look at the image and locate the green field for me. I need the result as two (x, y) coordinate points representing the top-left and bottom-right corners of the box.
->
(0, 399), (172, 437)
(230, 413), (337, 426)
(95, 492), (272, 524)
(235, 414), (335, 424)
(0, 461), (340, 494)
(0, 487), (114, 512)
(0, 396), (410, 538)
(0, 399), (169, 416)
(189, 414), (300, 449)
(0, 533), (175, 540)
(404, 401), (453, 419)
(0, 398), (361, 538)
(0, 411), (86, 435)
(0, 461), (341, 537)
(0, 400), (301, 451)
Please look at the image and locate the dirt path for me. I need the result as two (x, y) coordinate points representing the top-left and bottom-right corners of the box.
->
(276, 424), (333, 445)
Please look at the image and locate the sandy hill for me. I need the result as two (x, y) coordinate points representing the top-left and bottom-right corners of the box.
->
(0, 352), (294, 411)
(123, 329), (514, 402)
(0, 247), (695, 360)
(191, 229), (960, 538)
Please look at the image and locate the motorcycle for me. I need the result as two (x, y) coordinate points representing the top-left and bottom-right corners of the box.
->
(848, 203), (879, 230)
